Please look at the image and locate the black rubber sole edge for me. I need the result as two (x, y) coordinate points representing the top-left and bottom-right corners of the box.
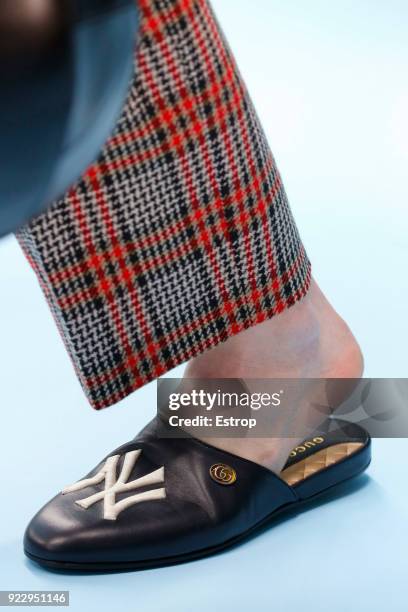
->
(24, 443), (371, 572)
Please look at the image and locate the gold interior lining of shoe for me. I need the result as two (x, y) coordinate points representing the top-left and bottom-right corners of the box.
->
(280, 442), (364, 486)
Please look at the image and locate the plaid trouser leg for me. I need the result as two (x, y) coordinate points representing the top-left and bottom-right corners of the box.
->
(17, 0), (311, 409)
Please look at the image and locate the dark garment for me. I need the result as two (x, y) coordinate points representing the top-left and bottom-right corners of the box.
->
(17, 0), (311, 409)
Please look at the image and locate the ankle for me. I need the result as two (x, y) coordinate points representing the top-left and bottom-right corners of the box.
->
(184, 279), (364, 474)
(185, 279), (363, 380)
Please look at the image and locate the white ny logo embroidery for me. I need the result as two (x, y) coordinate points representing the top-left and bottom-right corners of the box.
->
(62, 450), (166, 520)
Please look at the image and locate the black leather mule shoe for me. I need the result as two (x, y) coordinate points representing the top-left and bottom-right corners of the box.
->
(24, 417), (371, 570)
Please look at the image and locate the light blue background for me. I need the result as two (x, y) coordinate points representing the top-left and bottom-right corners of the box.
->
(0, 1), (407, 610)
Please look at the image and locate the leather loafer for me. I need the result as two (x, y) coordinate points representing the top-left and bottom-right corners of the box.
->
(24, 417), (371, 570)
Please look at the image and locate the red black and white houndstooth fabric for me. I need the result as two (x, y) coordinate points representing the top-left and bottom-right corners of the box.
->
(17, 0), (311, 409)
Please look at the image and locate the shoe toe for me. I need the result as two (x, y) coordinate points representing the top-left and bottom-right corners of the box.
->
(24, 493), (99, 563)
(24, 487), (210, 567)
(23, 422), (299, 569)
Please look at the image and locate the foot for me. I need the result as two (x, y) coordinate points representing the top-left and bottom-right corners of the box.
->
(24, 414), (371, 570)
(184, 278), (364, 473)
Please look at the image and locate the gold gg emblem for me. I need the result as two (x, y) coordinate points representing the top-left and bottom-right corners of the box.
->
(209, 463), (237, 485)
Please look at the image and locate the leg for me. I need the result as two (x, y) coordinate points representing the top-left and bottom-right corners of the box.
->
(17, 0), (310, 411)
(21, 0), (371, 570)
